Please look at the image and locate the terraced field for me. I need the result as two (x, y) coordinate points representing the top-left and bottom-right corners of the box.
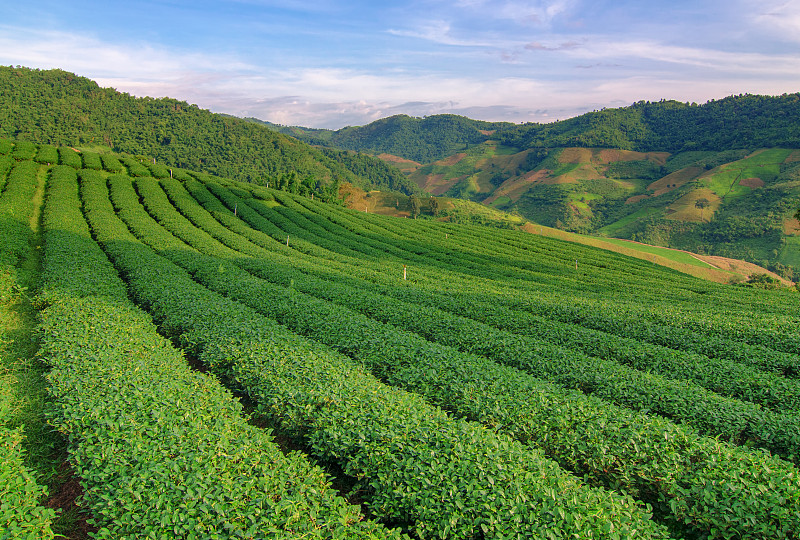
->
(2, 139), (800, 539)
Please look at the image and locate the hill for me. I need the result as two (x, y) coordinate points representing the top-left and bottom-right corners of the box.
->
(3, 66), (796, 277)
(4, 139), (800, 539)
(0, 65), (418, 195)
(402, 143), (800, 280)
(254, 97), (800, 280)
(260, 109), (800, 281)
(497, 95), (800, 153)
(247, 114), (513, 164)
(258, 94), (800, 163)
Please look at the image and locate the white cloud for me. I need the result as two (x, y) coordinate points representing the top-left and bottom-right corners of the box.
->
(1, 20), (798, 130)
(0, 26), (252, 86)
(752, 1), (800, 43)
(530, 36), (800, 76)
(454, 0), (576, 26)
(387, 20), (495, 47)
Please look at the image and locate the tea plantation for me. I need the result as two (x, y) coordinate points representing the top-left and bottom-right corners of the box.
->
(2, 139), (799, 539)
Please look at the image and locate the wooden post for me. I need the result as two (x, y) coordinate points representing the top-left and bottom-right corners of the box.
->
(286, 235), (290, 247)
(234, 203), (237, 217)
(169, 169), (173, 178)
(403, 265), (407, 280)
(575, 259), (578, 270)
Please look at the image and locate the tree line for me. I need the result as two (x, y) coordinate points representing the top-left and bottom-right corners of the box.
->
(0, 66), (417, 194)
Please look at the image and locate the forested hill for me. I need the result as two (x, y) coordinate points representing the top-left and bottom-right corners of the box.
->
(0, 66), (417, 194)
(260, 94), (800, 162)
(498, 94), (800, 153)
(252, 114), (515, 163)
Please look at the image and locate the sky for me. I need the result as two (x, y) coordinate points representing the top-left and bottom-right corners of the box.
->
(1, 0), (799, 129)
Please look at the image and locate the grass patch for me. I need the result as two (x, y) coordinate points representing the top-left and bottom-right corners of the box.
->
(489, 195), (512, 208)
(779, 235), (800, 268)
(598, 208), (660, 236)
(597, 238), (715, 268)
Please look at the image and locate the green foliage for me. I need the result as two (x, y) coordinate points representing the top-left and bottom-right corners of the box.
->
(99, 153), (124, 173)
(112, 171), (800, 539)
(604, 160), (663, 180)
(0, 428), (56, 539)
(11, 141), (36, 161)
(33, 144), (58, 165)
(79, 151), (102, 170)
(260, 114), (514, 164)
(0, 66), (410, 193)
(118, 155), (151, 177)
(41, 167), (402, 539)
(147, 161), (171, 179)
(515, 184), (571, 227)
(740, 273), (783, 289)
(56, 147), (81, 169)
(0, 157), (56, 539)
(104, 174), (670, 539)
(499, 95), (800, 153)
(319, 147), (418, 194)
(664, 149), (751, 174)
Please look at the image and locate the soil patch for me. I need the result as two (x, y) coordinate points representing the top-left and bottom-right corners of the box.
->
(559, 148), (593, 164)
(46, 461), (97, 540)
(436, 153), (467, 167)
(596, 149), (669, 165)
(483, 169), (551, 205)
(739, 177), (764, 188)
(377, 153), (422, 173)
(647, 167), (704, 196)
(626, 195), (649, 204)
(785, 150), (800, 163)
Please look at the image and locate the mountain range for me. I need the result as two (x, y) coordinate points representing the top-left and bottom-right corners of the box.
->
(257, 99), (800, 280)
(1, 65), (798, 279)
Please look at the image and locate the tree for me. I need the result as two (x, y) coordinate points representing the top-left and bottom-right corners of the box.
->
(429, 197), (440, 216)
(795, 206), (799, 222)
(695, 198), (710, 221)
(409, 196), (420, 219)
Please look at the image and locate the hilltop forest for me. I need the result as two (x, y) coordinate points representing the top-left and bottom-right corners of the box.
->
(0, 66), (417, 195)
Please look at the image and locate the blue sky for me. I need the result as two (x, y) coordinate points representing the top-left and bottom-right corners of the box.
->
(2, 0), (799, 129)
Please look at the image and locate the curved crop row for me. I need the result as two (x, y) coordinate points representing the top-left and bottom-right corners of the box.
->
(194, 180), (800, 410)
(152, 174), (800, 462)
(99, 172), (670, 539)
(0, 159), (55, 539)
(40, 166), (400, 539)
(109, 171), (800, 539)
(278, 191), (800, 374)
(288, 191), (800, 353)
(321, 273), (800, 412)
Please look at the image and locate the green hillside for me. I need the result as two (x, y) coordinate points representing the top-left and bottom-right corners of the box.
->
(3, 139), (800, 539)
(259, 94), (800, 162)
(250, 114), (513, 164)
(498, 95), (800, 153)
(252, 97), (800, 280)
(0, 66), (417, 195)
